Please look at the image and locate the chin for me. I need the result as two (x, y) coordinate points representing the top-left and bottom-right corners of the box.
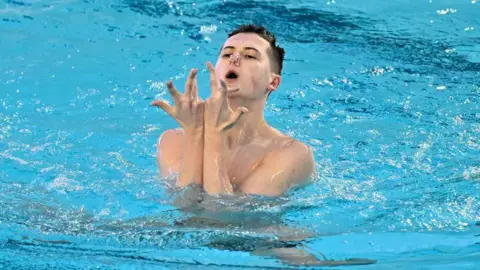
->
(226, 90), (241, 97)
(224, 84), (241, 94)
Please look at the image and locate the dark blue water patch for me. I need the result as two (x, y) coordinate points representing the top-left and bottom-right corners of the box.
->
(121, 0), (480, 75)
(165, 22), (205, 42)
(202, 1), (362, 42)
(351, 28), (480, 73)
(123, 0), (364, 43)
(111, 4), (127, 13)
(104, 24), (119, 32)
(123, 0), (171, 18)
(5, 0), (31, 6)
(2, 18), (21, 23)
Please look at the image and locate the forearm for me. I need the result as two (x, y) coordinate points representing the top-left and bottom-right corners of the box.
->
(203, 131), (233, 195)
(177, 130), (204, 188)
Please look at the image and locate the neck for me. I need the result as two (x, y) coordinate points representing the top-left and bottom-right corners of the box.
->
(226, 97), (270, 149)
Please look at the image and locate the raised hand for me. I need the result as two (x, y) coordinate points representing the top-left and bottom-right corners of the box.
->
(204, 62), (248, 133)
(151, 68), (204, 133)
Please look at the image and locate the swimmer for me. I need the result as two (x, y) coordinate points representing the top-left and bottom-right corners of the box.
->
(151, 24), (375, 266)
(152, 24), (315, 197)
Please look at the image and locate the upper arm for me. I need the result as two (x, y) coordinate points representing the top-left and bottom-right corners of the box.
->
(238, 141), (315, 196)
(156, 128), (183, 177)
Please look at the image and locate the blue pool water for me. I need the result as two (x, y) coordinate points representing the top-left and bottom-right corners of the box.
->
(1, 0), (479, 268)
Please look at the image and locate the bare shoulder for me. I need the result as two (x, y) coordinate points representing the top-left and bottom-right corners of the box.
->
(156, 128), (184, 176)
(267, 128), (314, 162)
(158, 128), (184, 144)
(157, 128), (184, 152)
(238, 133), (315, 196)
(265, 133), (315, 183)
(270, 137), (314, 167)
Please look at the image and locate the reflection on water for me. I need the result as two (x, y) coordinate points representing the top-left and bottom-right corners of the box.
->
(3, 183), (341, 267)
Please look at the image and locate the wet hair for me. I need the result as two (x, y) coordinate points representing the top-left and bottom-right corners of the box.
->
(226, 24), (285, 75)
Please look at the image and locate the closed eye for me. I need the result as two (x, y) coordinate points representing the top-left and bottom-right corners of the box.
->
(222, 53), (232, 58)
(245, 55), (256, 59)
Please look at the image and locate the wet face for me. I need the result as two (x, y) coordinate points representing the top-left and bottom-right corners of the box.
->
(215, 33), (280, 100)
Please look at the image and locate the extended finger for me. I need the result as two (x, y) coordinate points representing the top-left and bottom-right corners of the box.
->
(220, 107), (248, 131)
(166, 81), (181, 103)
(191, 77), (199, 100)
(150, 100), (175, 117)
(206, 62), (218, 95)
(219, 79), (229, 106)
(184, 68), (198, 98)
(219, 80), (228, 95)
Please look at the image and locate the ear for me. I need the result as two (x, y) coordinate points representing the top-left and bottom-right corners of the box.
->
(267, 73), (281, 92)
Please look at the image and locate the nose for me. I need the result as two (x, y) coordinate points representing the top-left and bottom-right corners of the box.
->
(229, 52), (241, 66)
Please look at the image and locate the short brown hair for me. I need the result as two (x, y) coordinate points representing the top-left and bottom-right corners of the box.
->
(227, 24), (285, 75)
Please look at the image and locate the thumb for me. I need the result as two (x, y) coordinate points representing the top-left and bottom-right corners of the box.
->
(150, 100), (175, 117)
(219, 107), (248, 132)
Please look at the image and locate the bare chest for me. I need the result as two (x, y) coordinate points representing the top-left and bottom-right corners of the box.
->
(226, 145), (270, 186)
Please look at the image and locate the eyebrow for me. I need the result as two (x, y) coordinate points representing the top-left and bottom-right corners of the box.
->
(222, 46), (261, 54)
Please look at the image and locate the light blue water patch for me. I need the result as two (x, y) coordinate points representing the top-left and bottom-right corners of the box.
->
(1, 0), (480, 269)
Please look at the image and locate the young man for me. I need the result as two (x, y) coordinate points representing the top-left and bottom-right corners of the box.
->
(150, 25), (376, 266)
(152, 24), (314, 196)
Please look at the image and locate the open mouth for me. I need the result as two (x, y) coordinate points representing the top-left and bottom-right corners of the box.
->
(225, 71), (239, 80)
